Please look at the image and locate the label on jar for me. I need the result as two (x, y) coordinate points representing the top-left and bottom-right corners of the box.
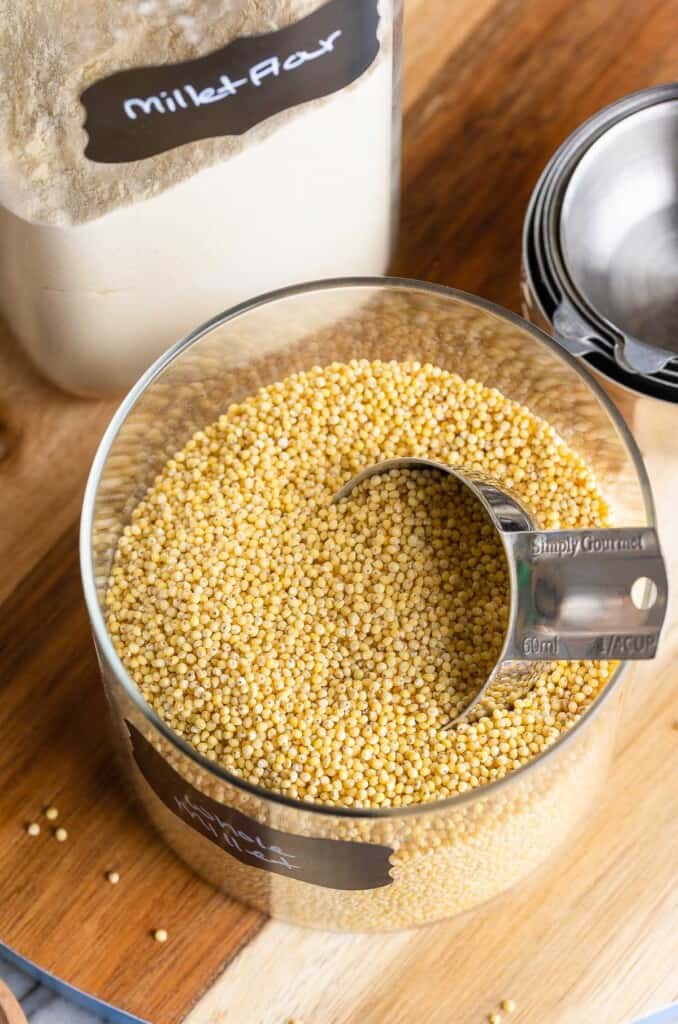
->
(81, 0), (380, 163)
(127, 722), (394, 890)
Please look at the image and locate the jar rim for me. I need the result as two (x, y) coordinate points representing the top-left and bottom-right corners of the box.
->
(80, 275), (653, 821)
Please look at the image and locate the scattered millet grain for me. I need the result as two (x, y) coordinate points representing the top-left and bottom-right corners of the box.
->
(106, 360), (613, 809)
(44, 806), (58, 821)
(500, 999), (516, 1014)
(152, 928), (168, 943)
(54, 827), (68, 842)
(106, 871), (120, 885)
(488, 1014), (502, 1024)
(26, 822), (40, 837)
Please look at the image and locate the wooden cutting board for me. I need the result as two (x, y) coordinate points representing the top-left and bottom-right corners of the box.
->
(2, 2), (678, 1022)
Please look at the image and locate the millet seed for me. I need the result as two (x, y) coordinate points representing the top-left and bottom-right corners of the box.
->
(106, 360), (613, 809)
(26, 822), (40, 836)
(54, 827), (68, 842)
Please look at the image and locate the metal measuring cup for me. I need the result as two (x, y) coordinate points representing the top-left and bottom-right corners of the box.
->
(334, 458), (667, 725)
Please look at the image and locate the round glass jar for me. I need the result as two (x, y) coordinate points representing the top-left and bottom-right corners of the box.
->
(0, 1), (401, 397)
(81, 278), (656, 930)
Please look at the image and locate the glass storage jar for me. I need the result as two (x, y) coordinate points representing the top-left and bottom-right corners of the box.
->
(81, 279), (656, 930)
(0, 2), (401, 397)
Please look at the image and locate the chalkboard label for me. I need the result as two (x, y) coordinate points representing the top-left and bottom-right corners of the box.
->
(82, 0), (380, 163)
(128, 722), (394, 891)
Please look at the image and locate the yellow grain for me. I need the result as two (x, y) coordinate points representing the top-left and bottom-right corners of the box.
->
(106, 360), (613, 809)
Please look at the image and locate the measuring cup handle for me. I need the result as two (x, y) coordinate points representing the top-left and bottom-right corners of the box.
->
(501, 528), (667, 661)
(552, 299), (602, 358)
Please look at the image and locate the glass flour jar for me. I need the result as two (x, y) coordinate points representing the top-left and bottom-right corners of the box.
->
(0, 0), (401, 396)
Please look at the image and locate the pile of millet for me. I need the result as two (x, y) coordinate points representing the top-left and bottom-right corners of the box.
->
(106, 360), (613, 808)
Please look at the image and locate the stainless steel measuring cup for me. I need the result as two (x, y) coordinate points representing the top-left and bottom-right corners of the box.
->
(524, 84), (678, 391)
(335, 457), (668, 723)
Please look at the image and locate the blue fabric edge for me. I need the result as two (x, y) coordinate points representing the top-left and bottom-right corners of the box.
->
(632, 1008), (678, 1024)
(0, 941), (148, 1023)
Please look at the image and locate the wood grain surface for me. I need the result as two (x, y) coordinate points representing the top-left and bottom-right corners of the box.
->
(1, 1), (678, 1023)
